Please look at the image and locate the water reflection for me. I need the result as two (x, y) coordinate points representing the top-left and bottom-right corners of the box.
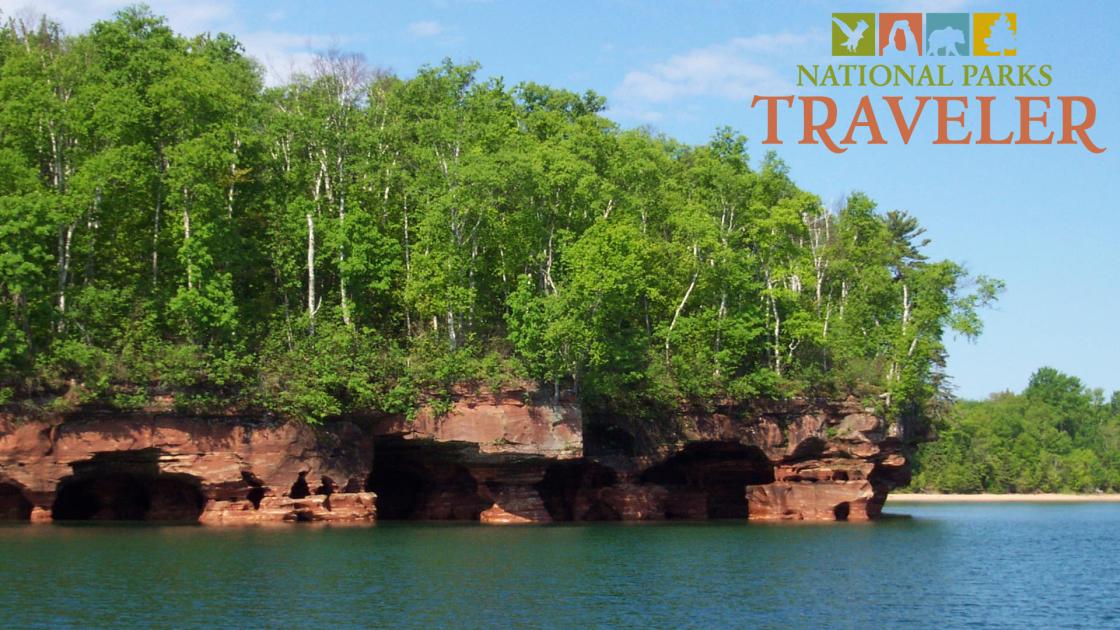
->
(0, 505), (1116, 627)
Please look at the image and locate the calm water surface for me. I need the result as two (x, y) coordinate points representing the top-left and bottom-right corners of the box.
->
(1, 503), (1118, 628)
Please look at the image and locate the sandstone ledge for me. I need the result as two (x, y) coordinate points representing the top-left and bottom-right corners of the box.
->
(0, 395), (911, 524)
(0, 413), (374, 525)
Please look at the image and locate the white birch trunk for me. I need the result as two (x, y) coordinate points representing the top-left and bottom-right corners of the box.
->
(182, 188), (193, 290)
(307, 212), (317, 327)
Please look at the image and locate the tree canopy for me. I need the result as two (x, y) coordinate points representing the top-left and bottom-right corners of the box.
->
(911, 368), (1120, 493)
(0, 8), (999, 427)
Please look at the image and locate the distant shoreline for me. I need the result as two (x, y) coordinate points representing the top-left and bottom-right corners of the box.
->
(888, 493), (1120, 503)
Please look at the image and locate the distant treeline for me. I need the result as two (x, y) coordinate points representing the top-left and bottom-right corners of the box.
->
(912, 368), (1120, 493)
(0, 8), (998, 425)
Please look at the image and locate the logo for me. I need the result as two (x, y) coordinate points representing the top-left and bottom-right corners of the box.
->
(879, 13), (922, 57)
(926, 13), (970, 57)
(753, 10), (1106, 155)
(831, 13), (875, 56)
(974, 13), (1017, 56)
(832, 12), (1017, 56)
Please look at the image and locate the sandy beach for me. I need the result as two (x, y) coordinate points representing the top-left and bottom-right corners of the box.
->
(888, 493), (1120, 503)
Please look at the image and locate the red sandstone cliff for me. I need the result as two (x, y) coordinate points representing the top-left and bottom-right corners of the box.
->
(368, 390), (583, 524)
(562, 397), (910, 522)
(0, 393), (910, 524)
(0, 414), (376, 524)
(346, 393), (907, 523)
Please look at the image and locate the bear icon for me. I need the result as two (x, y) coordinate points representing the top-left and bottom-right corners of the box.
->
(928, 26), (965, 56)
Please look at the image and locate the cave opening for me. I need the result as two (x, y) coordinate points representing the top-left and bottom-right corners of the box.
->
(640, 441), (775, 519)
(833, 501), (851, 521)
(536, 460), (619, 521)
(247, 487), (265, 509)
(315, 475), (337, 496)
(289, 472), (311, 499)
(53, 475), (205, 522)
(0, 482), (32, 521)
(51, 450), (205, 522)
(241, 471), (265, 509)
(366, 438), (489, 520)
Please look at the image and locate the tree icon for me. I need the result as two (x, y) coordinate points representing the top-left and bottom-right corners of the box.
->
(984, 13), (1016, 55)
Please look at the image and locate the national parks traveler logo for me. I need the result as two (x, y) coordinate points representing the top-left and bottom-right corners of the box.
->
(832, 12), (1017, 56)
(831, 13), (875, 56)
(757, 8), (1105, 154)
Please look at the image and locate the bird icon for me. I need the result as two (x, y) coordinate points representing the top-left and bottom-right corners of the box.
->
(832, 16), (870, 52)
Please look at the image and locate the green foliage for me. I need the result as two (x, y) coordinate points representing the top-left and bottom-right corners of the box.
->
(912, 368), (1120, 493)
(0, 8), (998, 430)
(256, 319), (409, 423)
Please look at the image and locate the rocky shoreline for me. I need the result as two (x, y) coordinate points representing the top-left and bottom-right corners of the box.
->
(0, 392), (913, 524)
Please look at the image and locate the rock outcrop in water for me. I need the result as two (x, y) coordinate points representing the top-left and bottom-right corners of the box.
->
(0, 392), (911, 524)
(366, 389), (583, 524)
(362, 391), (910, 523)
(573, 397), (911, 522)
(0, 413), (375, 524)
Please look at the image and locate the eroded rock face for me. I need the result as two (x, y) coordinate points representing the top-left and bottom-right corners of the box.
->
(747, 481), (877, 521)
(565, 397), (912, 523)
(371, 389), (582, 459)
(0, 414), (374, 524)
(367, 389), (582, 524)
(200, 492), (377, 525)
(0, 393), (910, 524)
(361, 395), (910, 523)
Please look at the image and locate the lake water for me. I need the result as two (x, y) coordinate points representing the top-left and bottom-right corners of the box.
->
(1, 503), (1117, 628)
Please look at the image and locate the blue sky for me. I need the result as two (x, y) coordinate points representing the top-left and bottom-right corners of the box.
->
(5, 0), (1117, 399)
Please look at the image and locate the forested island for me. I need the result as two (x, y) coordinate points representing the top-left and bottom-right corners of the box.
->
(912, 368), (1120, 493)
(0, 7), (1001, 435)
(0, 3), (1111, 533)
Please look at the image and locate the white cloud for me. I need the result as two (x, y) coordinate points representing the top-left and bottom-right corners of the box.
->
(407, 20), (445, 38)
(612, 32), (820, 121)
(0, 0), (233, 36)
(238, 31), (344, 85)
(0, 0), (347, 86)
